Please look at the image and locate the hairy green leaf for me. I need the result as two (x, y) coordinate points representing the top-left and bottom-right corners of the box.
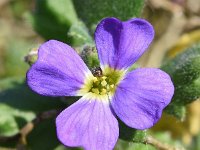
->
(73, 0), (145, 30)
(162, 43), (200, 118)
(30, 0), (78, 43)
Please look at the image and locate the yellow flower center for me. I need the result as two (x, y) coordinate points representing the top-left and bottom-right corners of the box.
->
(78, 66), (126, 98)
(90, 76), (115, 95)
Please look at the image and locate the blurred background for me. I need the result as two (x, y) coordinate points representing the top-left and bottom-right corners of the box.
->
(0, 0), (200, 150)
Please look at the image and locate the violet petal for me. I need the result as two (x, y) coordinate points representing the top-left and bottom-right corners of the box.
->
(111, 68), (174, 129)
(95, 17), (154, 70)
(27, 40), (92, 96)
(56, 95), (119, 150)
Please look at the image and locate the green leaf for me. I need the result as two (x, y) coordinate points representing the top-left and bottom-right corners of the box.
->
(115, 139), (155, 150)
(161, 43), (200, 118)
(0, 77), (64, 112)
(27, 119), (59, 150)
(55, 145), (82, 150)
(118, 120), (146, 142)
(29, 0), (78, 43)
(164, 105), (186, 120)
(0, 104), (34, 136)
(73, 0), (145, 29)
(0, 77), (64, 137)
(3, 39), (33, 78)
(68, 21), (93, 46)
(27, 118), (83, 150)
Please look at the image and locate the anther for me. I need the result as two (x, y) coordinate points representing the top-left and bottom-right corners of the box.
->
(93, 77), (98, 82)
(100, 88), (107, 95)
(101, 80), (107, 86)
(91, 88), (99, 94)
(102, 76), (107, 80)
(110, 84), (114, 88)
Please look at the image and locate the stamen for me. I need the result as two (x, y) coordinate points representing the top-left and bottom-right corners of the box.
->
(102, 76), (107, 80)
(91, 88), (99, 94)
(100, 88), (107, 95)
(101, 80), (107, 86)
(110, 84), (114, 88)
(93, 77), (98, 82)
(78, 66), (126, 96)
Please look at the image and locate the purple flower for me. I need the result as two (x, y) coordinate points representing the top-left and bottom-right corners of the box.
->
(27, 18), (174, 150)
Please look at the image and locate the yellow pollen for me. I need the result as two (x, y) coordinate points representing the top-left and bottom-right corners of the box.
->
(93, 77), (98, 82)
(101, 80), (107, 86)
(110, 84), (114, 88)
(91, 88), (99, 94)
(100, 88), (107, 95)
(102, 76), (107, 80)
(77, 66), (126, 98)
